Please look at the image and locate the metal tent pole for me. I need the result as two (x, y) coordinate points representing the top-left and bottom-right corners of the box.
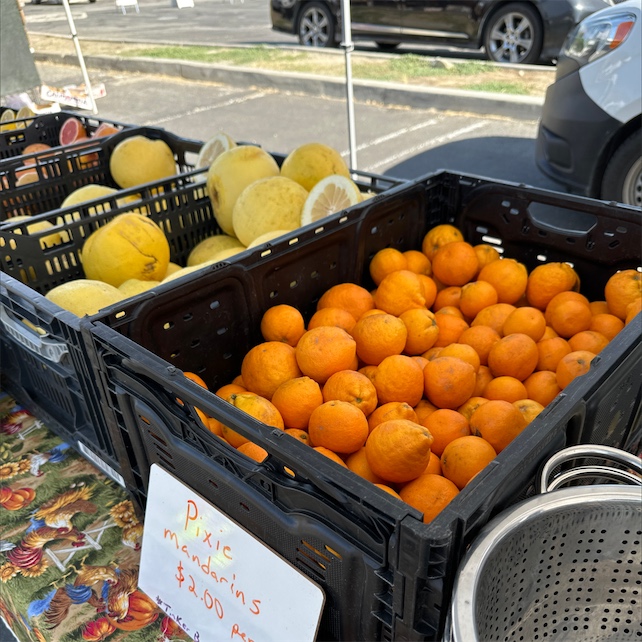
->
(340, 0), (357, 171)
(61, 0), (98, 114)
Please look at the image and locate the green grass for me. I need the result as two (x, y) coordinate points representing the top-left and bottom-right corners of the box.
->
(464, 80), (529, 95)
(125, 44), (288, 65)
(120, 45), (538, 94)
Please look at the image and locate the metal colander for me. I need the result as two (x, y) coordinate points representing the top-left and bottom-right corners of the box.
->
(448, 445), (642, 642)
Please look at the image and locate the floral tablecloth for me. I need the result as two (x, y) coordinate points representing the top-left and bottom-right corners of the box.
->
(0, 389), (190, 642)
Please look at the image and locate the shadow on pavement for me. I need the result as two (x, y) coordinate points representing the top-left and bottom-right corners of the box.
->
(384, 135), (563, 191)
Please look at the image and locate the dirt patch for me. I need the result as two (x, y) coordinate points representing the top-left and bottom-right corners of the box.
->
(27, 34), (555, 96)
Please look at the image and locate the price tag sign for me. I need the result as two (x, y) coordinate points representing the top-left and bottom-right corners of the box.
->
(139, 465), (325, 642)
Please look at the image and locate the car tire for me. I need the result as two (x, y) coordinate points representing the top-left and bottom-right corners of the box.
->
(484, 3), (543, 64)
(297, 2), (336, 48)
(600, 132), (642, 207)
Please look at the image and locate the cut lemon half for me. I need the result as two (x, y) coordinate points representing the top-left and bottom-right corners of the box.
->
(196, 132), (237, 170)
(16, 106), (35, 129)
(300, 174), (361, 226)
(0, 109), (17, 132)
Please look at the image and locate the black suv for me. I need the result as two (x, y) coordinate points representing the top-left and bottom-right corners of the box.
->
(271, 0), (616, 64)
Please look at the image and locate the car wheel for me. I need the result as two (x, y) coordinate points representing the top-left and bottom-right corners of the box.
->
(297, 2), (336, 48)
(601, 132), (642, 207)
(376, 42), (400, 52)
(484, 3), (543, 64)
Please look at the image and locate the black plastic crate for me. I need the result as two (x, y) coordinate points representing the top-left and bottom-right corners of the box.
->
(0, 169), (211, 292)
(0, 110), (134, 161)
(0, 152), (402, 493)
(0, 156), (401, 293)
(0, 125), (202, 220)
(0, 276), (127, 486)
(85, 171), (642, 640)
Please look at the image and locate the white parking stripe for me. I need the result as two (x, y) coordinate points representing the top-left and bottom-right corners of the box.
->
(27, 12), (88, 23)
(347, 118), (442, 155)
(362, 120), (490, 171)
(142, 91), (268, 126)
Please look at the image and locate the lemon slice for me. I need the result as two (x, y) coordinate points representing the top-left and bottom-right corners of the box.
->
(196, 132), (237, 170)
(300, 174), (361, 226)
(0, 109), (17, 132)
(15, 106), (35, 129)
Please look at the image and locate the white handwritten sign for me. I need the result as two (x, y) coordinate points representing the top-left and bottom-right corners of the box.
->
(139, 465), (325, 642)
(39, 83), (106, 111)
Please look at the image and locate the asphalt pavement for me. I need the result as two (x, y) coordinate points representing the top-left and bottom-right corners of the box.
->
(16, 0), (563, 189)
(26, 55), (559, 190)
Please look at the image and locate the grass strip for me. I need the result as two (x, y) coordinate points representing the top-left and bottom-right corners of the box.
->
(123, 45), (533, 95)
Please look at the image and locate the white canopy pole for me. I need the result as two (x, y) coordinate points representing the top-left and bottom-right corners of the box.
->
(339, 0), (357, 170)
(61, 0), (98, 113)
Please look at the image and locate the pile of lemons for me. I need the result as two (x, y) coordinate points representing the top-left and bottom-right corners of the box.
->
(11, 132), (365, 317)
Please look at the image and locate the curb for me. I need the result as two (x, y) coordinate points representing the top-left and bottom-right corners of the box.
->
(34, 52), (545, 121)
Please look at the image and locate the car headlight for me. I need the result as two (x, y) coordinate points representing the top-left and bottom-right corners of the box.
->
(562, 11), (636, 66)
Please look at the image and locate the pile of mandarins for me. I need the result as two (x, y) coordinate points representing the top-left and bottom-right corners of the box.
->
(187, 224), (641, 525)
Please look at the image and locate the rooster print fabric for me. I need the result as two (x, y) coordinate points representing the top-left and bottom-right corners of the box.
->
(0, 391), (190, 642)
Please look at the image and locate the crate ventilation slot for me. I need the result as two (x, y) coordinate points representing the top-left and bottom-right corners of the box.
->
(153, 442), (173, 462)
(146, 427), (169, 448)
(296, 541), (329, 581)
(157, 453), (175, 470)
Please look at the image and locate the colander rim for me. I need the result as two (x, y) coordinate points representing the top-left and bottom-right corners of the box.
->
(449, 484), (642, 642)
